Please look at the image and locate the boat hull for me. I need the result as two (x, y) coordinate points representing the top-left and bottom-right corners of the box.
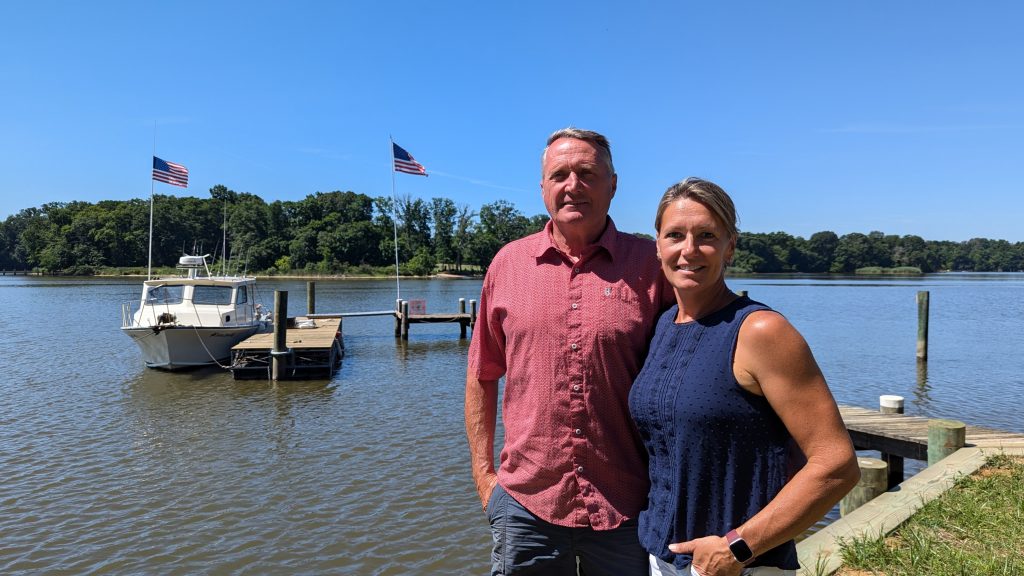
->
(123, 324), (262, 370)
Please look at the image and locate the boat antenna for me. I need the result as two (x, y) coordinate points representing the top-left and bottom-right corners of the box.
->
(222, 198), (228, 277)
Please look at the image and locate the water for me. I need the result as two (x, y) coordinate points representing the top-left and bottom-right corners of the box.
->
(1, 274), (1021, 574)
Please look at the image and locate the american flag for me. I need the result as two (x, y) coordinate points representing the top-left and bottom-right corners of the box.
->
(392, 142), (427, 176)
(152, 156), (189, 188)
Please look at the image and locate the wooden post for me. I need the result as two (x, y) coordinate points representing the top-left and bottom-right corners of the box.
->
(470, 299), (477, 329)
(459, 298), (467, 339)
(394, 298), (402, 337)
(917, 291), (929, 360)
(307, 281), (316, 315)
(401, 300), (410, 340)
(840, 457), (888, 516)
(271, 290), (289, 381)
(927, 419), (966, 465)
(879, 395), (905, 488)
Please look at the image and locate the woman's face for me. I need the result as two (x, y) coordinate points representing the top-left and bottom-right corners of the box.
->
(656, 197), (735, 294)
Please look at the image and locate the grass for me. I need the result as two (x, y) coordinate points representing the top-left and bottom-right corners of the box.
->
(854, 266), (923, 275)
(835, 454), (1024, 576)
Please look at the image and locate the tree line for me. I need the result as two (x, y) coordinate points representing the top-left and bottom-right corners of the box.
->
(1, 185), (1021, 275)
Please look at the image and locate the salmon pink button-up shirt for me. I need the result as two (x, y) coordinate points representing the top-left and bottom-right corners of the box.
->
(468, 219), (674, 530)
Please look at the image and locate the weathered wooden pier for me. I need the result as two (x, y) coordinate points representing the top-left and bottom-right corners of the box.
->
(230, 316), (344, 380)
(798, 400), (1024, 575)
(393, 298), (477, 340)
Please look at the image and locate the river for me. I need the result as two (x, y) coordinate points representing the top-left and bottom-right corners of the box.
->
(1, 273), (1021, 574)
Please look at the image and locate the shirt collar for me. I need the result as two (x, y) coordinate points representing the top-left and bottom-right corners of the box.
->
(533, 217), (621, 262)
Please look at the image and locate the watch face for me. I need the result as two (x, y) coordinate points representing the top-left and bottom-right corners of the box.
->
(727, 534), (754, 563)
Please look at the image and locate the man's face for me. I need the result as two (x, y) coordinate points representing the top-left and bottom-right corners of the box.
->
(540, 137), (617, 236)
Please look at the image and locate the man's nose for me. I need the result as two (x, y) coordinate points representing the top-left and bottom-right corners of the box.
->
(564, 171), (580, 192)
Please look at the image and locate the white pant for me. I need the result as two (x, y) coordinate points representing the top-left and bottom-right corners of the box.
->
(649, 554), (796, 576)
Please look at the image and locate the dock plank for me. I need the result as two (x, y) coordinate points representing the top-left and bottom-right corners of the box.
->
(839, 404), (1024, 454)
(232, 317), (342, 350)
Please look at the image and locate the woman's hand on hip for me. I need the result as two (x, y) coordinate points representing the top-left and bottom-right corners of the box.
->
(668, 536), (743, 576)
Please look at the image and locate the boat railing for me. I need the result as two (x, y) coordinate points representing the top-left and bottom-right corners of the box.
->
(121, 301), (139, 328)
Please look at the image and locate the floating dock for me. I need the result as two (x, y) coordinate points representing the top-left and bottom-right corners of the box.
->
(229, 317), (343, 380)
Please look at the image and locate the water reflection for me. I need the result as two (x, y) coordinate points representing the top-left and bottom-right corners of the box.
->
(914, 359), (932, 411)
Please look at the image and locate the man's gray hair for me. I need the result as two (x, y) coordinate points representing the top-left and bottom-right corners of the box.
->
(541, 127), (615, 174)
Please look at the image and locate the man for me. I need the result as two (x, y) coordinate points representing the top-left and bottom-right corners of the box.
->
(465, 127), (674, 575)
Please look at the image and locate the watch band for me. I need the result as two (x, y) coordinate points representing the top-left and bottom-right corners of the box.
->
(725, 529), (755, 565)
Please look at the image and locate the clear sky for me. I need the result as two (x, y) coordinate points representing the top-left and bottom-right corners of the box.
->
(2, 1), (1021, 242)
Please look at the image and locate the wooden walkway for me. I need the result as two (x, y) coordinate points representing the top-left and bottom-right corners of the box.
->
(229, 317), (343, 379)
(839, 404), (1024, 455)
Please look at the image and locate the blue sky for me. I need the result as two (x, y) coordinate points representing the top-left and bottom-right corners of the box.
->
(2, 1), (1021, 242)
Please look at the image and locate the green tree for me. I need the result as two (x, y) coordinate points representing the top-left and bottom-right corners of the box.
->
(430, 197), (458, 270)
(469, 200), (530, 270)
(806, 231), (839, 273)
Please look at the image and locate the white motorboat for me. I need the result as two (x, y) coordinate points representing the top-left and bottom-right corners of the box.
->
(122, 255), (270, 370)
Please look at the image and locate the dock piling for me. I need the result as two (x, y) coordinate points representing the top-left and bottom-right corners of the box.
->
(840, 457), (888, 516)
(917, 291), (930, 360)
(272, 290), (290, 381)
(401, 300), (410, 340)
(394, 299), (402, 337)
(927, 419), (966, 465)
(879, 395), (905, 488)
(307, 281), (316, 315)
(459, 298), (467, 338)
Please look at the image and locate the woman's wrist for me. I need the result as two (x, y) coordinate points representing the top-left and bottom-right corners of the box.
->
(724, 529), (755, 565)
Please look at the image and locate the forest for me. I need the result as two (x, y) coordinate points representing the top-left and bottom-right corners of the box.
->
(2, 185), (1022, 275)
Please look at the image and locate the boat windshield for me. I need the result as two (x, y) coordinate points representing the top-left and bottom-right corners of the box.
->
(192, 285), (234, 305)
(146, 285), (185, 305)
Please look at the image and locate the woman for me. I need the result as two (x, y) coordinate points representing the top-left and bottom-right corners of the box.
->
(628, 178), (860, 576)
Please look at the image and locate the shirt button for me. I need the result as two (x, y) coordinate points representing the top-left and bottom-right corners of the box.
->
(577, 466), (584, 474)
(574, 268), (580, 274)
(575, 428), (582, 435)
(571, 343), (578, 350)
(573, 385), (580, 392)
(571, 302), (578, 310)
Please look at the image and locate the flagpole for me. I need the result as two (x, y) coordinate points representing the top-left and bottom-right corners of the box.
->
(390, 136), (401, 301)
(148, 123), (156, 280)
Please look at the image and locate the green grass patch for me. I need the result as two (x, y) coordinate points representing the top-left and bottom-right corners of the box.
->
(836, 454), (1024, 575)
(854, 266), (923, 275)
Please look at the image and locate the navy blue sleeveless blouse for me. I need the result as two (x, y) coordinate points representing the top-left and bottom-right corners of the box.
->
(628, 296), (798, 570)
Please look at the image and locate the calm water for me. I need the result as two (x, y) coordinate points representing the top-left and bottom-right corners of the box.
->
(1, 273), (1021, 574)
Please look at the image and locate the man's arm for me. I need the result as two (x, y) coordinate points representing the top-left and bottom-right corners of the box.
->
(465, 373), (500, 509)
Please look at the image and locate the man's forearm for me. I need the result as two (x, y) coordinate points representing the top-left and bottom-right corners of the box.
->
(464, 375), (499, 507)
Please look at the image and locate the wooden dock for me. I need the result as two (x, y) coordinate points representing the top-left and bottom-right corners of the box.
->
(839, 404), (1024, 457)
(229, 317), (343, 380)
(393, 298), (476, 340)
(798, 405), (1024, 575)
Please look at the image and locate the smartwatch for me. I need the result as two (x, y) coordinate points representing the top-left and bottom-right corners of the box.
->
(725, 529), (754, 565)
